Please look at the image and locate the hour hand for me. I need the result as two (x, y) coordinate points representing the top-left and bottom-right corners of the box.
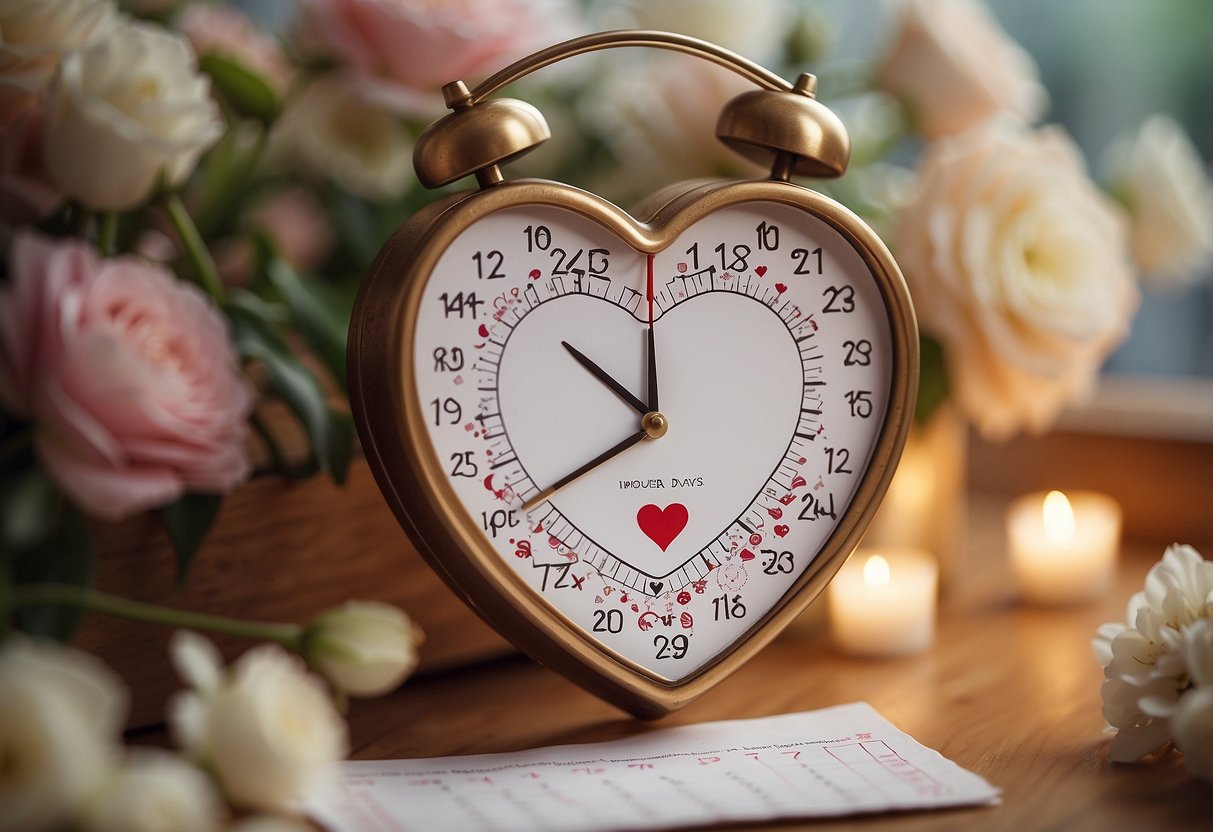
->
(562, 341), (648, 415)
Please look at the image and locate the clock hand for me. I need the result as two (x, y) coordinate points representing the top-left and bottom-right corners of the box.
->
(562, 341), (648, 415)
(646, 253), (658, 411)
(522, 428), (648, 512)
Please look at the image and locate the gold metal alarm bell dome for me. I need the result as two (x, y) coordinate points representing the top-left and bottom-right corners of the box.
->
(717, 73), (851, 181)
(413, 80), (551, 189)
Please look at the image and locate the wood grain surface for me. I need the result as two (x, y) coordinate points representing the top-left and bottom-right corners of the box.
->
(335, 496), (1212, 832)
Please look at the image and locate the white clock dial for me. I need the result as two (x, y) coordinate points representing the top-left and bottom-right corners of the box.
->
(413, 201), (892, 680)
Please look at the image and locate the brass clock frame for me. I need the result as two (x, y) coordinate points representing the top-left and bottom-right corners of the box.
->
(348, 31), (919, 718)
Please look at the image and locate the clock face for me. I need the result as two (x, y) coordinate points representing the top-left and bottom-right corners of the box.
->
(410, 198), (895, 681)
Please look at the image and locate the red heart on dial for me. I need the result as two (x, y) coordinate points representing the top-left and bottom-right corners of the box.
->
(775, 283), (787, 294)
(774, 524), (790, 538)
(637, 503), (689, 552)
(755, 265), (768, 276)
(529, 268), (541, 279)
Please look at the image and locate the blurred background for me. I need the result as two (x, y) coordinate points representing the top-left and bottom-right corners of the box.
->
(233, 0), (1211, 382)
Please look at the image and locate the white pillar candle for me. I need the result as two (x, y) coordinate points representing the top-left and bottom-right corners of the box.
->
(1007, 490), (1121, 605)
(828, 548), (938, 657)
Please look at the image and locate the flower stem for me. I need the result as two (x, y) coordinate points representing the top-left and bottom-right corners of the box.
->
(9, 583), (303, 650)
(97, 213), (119, 256)
(0, 428), (33, 466)
(163, 193), (225, 303)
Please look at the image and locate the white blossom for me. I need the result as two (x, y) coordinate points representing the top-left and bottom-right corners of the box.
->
(80, 749), (224, 832)
(0, 638), (126, 832)
(303, 601), (423, 698)
(168, 631), (348, 814)
(1094, 545), (1213, 781)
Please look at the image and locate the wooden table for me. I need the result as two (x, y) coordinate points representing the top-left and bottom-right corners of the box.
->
(339, 497), (1212, 831)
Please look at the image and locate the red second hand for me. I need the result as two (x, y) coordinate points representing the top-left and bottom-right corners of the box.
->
(646, 253), (654, 324)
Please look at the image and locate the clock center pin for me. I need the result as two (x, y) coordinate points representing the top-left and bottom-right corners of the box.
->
(642, 411), (669, 440)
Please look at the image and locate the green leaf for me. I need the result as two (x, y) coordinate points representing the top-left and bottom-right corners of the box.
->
(915, 333), (951, 425)
(255, 238), (350, 387)
(12, 501), (93, 641)
(199, 52), (280, 124)
(160, 493), (223, 583)
(0, 466), (60, 553)
(226, 302), (354, 483)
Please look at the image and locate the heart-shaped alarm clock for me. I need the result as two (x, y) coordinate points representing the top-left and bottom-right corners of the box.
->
(349, 31), (918, 717)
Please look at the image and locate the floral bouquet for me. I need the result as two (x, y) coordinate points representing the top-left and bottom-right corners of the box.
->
(2, 0), (1212, 825)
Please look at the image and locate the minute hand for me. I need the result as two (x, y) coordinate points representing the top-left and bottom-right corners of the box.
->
(522, 429), (647, 512)
(646, 253), (658, 411)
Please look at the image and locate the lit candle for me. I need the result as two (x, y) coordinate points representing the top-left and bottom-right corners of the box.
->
(828, 548), (938, 657)
(1007, 490), (1121, 605)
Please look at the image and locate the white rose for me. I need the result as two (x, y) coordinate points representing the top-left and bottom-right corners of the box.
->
(586, 53), (763, 202)
(80, 749), (224, 832)
(43, 18), (223, 211)
(303, 601), (423, 698)
(896, 120), (1138, 440)
(168, 631), (349, 814)
(277, 77), (412, 201)
(614, 0), (792, 67)
(228, 815), (317, 832)
(1104, 115), (1213, 288)
(0, 0), (115, 91)
(0, 638), (126, 832)
(876, 0), (1047, 138)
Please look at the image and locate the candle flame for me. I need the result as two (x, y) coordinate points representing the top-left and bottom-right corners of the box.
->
(1043, 490), (1076, 544)
(863, 554), (891, 587)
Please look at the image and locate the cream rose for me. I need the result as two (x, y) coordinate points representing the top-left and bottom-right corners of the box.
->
(81, 750), (225, 832)
(896, 121), (1137, 440)
(0, 0), (115, 94)
(277, 78), (412, 201)
(43, 18), (223, 211)
(303, 601), (423, 697)
(876, 0), (1047, 138)
(0, 638), (126, 832)
(168, 632), (349, 814)
(1104, 115), (1213, 288)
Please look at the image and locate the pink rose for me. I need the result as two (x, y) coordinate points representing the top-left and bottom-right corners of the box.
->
(296, 0), (578, 114)
(216, 187), (336, 285)
(178, 4), (294, 96)
(876, 0), (1047, 138)
(0, 231), (255, 520)
(0, 101), (62, 226)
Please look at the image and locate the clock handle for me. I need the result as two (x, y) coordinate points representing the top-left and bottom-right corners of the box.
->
(464, 30), (792, 102)
(413, 30), (850, 189)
